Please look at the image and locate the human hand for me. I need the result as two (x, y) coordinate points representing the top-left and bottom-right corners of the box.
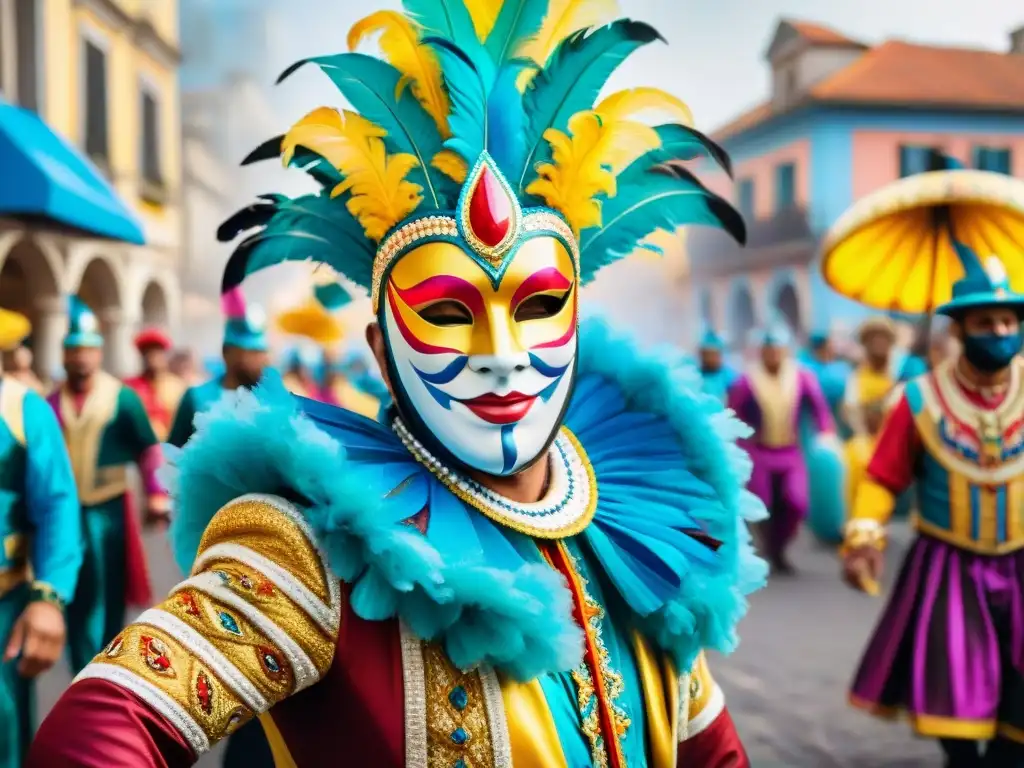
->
(841, 545), (883, 595)
(145, 494), (171, 529)
(4, 600), (66, 677)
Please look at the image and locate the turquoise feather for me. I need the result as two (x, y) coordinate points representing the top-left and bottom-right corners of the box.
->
(486, 62), (529, 174)
(402, 0), (479, 46)
(517, 20), (662, 193)
(484, 0), (547, 63)
(579, 166), (745, 283)
(280, 53), (452, 208)
(618, 124), (733, 183)
(221, 194), (376, 295)
(427, 38), (491, 165)
(314, 282), (352, 311)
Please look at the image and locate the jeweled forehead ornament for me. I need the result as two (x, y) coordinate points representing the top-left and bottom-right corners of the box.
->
(370, 152), (580, 311)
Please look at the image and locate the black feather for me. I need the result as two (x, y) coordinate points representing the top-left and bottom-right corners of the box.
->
(652, 164), (747, 245)
(241, 135), (285, 166)
(216, 202), (279, 243)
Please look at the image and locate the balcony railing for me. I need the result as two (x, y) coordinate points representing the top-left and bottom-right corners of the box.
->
(688, 206), (816, 278)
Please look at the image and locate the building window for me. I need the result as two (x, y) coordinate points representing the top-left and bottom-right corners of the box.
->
(82, 35), (109, 167)
(775, 162), (796, 211)
(898, 144), (939, 178)
(140, 81), (164, 194)
(973, 146), (1012, 175)
(737, 178), (755, 221)
(13, 0), (37, 111)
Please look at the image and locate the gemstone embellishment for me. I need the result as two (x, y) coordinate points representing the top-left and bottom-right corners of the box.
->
(258, 645), (285, 678)
(467, 163), (512, 247)
(140, 635), (175, 676)
(218, 612), (242, 636)
(239, 575), (254, 590)
(213, 570), (231, 585)
(178, 591), (201, 617)
(196, 671), (214, 715)
(393, 418), (597, 538)
(450, 727), (469, 745)
(448, 685), (468, 711)
(105, 634), (124, 657)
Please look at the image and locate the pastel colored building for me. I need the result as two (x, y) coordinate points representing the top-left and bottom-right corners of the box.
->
(0, 0), (183, 378)
(688, 19), (1024, 350)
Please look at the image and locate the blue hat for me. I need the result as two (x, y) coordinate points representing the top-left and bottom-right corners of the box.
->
(699, 328), (725, 351)
(222, 287), (268, 351)
(284, 345), (321, 370)
(64, 296), (104, 348)
(752, 315), (792, 348)
(937, 242), (1024, 317)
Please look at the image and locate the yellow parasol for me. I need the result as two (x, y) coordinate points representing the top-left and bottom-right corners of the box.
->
(821, 168), (1024, 314)
(0, 307), (31, 351)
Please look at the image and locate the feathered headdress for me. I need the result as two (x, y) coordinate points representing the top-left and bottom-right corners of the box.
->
(274, 269), (351, 346)
(219, 0), (744, 307)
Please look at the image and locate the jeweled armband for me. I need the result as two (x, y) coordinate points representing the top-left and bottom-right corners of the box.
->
(841, 519), (886, 552)
(29, 581), (65, 611)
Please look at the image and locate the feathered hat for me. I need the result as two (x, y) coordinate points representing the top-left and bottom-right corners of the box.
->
(217, 0), (744, 311)
(64, 296), (103, 348)
(273, 270), (350, 347)
(937, 242), (1024, 317)
(698, 327), (725, 351)
(753, 316), (792, 348)
(221, 287), (268, 352)
(0, 307), (31, 352)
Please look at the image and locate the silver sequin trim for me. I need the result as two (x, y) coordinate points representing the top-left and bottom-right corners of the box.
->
(399, 622), (428, 767)
(677, 672), (691, 743)
(194, 542), (339, 635)
(75, 663), (210, 756)
(135, 608), (269, 713)
(176, 572), (320, 692)
(479, 666), (512, 768)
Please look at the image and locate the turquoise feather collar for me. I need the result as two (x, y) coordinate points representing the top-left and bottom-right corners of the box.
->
(164, 317), (766, 679)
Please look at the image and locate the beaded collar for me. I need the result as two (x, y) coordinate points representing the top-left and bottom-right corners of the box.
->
(392, 417), (597, 539)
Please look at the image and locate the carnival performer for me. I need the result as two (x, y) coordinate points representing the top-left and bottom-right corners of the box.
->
(842, 316), (900, 433)
(5, 341), (45, 395)
(166, 290), (269, 449)
(0, 307), (81, 767)
(800, 327), (852, 430)
(30, 3), (765, 766)
(123, 328), (186, 442)
(279, 347), (324, 399)
(697, 328), (736, 403)
(321, 348), (382, 419)
(844, 244), (1024, 767)
(45, 296), (167, 673)
(729, 321), (836, 572)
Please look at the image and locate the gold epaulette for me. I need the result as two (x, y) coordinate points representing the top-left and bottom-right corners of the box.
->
(73, 493), (342, 757)
(678, 652), (725, 742)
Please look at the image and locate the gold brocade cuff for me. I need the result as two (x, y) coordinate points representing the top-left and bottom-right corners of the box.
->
(29, 581), (65, 610)
(841, 519), (886, 553)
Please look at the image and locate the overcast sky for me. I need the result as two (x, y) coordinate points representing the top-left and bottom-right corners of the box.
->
(269, 0), (1023, 134)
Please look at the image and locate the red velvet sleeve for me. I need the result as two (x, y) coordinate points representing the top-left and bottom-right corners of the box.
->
(27, 679), (195, 768)
(679, 707), (750, 767)
(865, 395), (921, 494)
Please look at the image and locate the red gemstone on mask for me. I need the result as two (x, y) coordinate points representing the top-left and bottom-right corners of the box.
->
(468, 164), (511, 247)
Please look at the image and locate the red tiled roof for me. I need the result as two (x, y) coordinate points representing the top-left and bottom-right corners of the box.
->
(712, 31), (1024, 142)
(786, 20), (864, 48)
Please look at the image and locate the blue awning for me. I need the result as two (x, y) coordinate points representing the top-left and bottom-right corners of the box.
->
(0, 99), (145, 244)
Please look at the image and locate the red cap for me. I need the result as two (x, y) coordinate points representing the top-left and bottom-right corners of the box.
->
(134, 327), (172, 351)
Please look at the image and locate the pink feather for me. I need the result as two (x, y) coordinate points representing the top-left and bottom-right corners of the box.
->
(221, 287), (248, 319)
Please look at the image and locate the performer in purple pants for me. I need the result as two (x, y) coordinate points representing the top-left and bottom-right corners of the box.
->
(729, 323), (836, 573)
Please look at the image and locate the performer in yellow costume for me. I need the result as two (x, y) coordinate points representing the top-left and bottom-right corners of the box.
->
(32, 3), (765, 766)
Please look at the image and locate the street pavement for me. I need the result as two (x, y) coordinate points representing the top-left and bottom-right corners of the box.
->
(33, 521), (942, 767)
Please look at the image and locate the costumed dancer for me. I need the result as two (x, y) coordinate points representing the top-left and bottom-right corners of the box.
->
(5, 341), (45, 395)
(279, 346), (324, 399)
(166, 289), (270, 449)
(841, 316), (900, 433)
(697, 328), (736, 402)
(322, 349), (383, 418)
(123, 328), (186, 442)
(31, 3), (766, 766)
(799, 327), (852, 431)
(843, 245), (1024, 767)
(729, 321), (838, 570)
(45, 297), (167, 672)
(0, 307), (81, 767)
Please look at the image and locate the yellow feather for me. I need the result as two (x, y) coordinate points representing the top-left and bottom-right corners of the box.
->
(281, 107), (423, 242)
(431, 149), (468, 183)
(348, 10), (450, 137)
(518, 0), (619, 67)
(465, 0), (503, 40)
(595, 87), (693, 127)
(525, 111), (617, 235)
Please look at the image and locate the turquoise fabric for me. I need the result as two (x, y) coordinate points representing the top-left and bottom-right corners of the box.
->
(0, 583), (32, 768)
(167, 378), (228, 448)
(64, 296), (103, 349)
(66, 499), (126, 673)
(700, 367), (736, 404)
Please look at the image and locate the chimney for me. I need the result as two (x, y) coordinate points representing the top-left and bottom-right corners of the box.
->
(1011, 25), (1024, 54)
